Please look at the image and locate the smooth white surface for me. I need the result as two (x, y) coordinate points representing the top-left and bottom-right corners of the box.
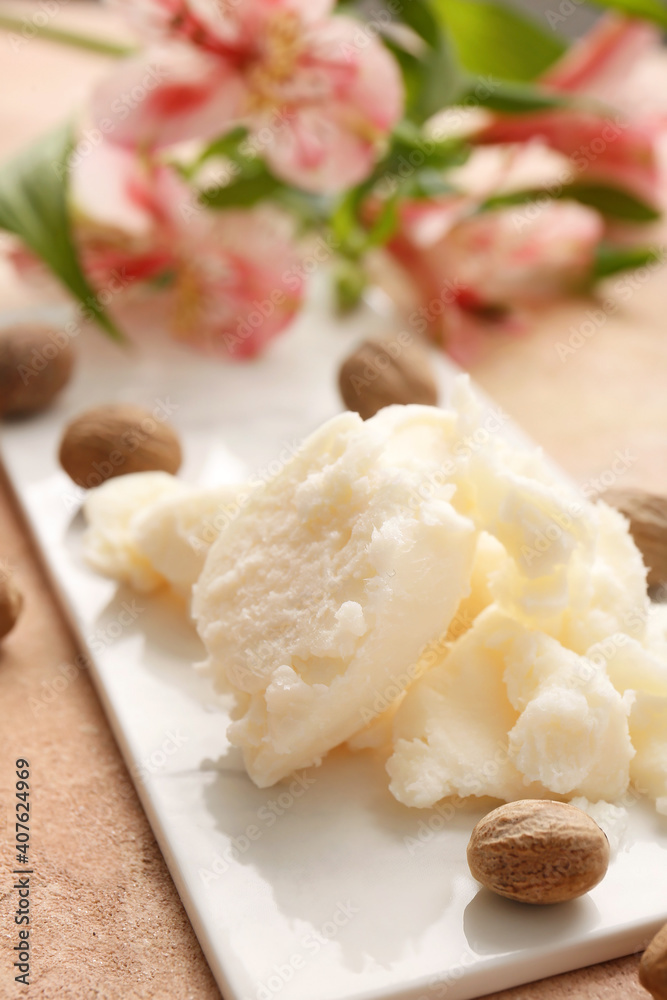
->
(2, 291), (667, 1000)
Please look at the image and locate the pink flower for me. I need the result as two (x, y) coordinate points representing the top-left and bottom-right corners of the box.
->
(472, 15), (665, 210)
(94, 0), (403, 193)
(169, 205), (305, 358)
(66, 140), (305, 356)
(387, 196), (603, 365)
(541, 13), (661, 106)
(70, 140), (180, 287)
(474, 111), (663, 210)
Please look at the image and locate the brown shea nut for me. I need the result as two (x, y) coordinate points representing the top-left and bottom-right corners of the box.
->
(59, 403), (182, 489)
(338, 337), (438, 420)
(466, 799), (609, 904)
(605, 488), (667, 587)
(0, 572), (23, 641)
(640, 922), (667, 999)
(0, 323), (75, 417)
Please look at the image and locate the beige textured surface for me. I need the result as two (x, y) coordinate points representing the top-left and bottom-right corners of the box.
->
(0, 464), (220, 1000)
(0, 3), (664, 998)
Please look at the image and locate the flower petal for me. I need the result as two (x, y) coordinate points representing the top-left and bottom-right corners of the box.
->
(171, 206), (305, 357)
(261, 16), (403, 192)
(474, 110), (664, 209)
(542, 13), (662, 105)
(92, 45), (247, 149)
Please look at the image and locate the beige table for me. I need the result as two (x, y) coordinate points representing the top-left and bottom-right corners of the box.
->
(0, 3), (664, 997)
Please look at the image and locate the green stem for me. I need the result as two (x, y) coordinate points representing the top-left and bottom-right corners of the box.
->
(0, 10), (135, 57)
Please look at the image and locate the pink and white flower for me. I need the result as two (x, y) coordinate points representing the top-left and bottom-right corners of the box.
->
(387, 196), (604, 364)
(169, 205), (305, 358)
(541, 13), (662, 106)
(67, 140), (305, 357)
(474, 110), (663, 210)
(95, 0), (404, 193)
(472, 15), (666, 210)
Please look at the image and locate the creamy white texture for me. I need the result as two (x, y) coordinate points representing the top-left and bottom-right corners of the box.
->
(82, 472), (189, 592)
(133, 486), (242, 596)
(80, 377), (667, 815)
(192, 406), (477, 787)
(82, 472), (243, 596)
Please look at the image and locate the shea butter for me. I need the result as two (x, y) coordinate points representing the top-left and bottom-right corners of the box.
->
(79, 376), (667, 819)
(193, 406), (477, 787)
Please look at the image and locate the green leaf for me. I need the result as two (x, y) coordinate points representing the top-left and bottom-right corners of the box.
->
(194, 127), (250, 168)
(0, 124), (123, 341)
(200, 166), (282, 208)
(398, 0), (441, 48)
(384, 123), (469, 173)
(586, 0), (667, 30)
(412, 32), (462, 123)
(0, 12), (134, 57)
(385, 7), (461, 123)
(329, 188), (367, 257)
(560, 181), (661, 221)
(408, 169), (455, 198)
(431, 0), (566, 81)
(333, 257), (367, 314)
(457, 80), (574, 114)
(592, 242), (664, 279)
(482, 181), (660, 221)
(365, 196), (399, 247)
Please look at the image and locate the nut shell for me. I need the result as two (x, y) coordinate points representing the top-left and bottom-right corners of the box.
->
(59, 403), (182, 489)
(0, 323), (75, 417)
(605, 488), (667, 587)
(338, 337), (438, 420)
(640, 921), (667, 999)
(0, 573), (23, 640)
(467, 799), (609, 904)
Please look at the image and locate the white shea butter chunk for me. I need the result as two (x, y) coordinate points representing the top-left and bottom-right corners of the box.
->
(83, 472), (244, 597)
(447, 531), (507, 639)
(387, 609), (532, 808)
(629, 692), (667, 815)
(193, 406), (478, 788)
(388, 607), (633, 808)
(490, 502), (649, 655)
(132, 485), (245, 596)
(503, 621), (633, 801)
(83, 472), (189, 591)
